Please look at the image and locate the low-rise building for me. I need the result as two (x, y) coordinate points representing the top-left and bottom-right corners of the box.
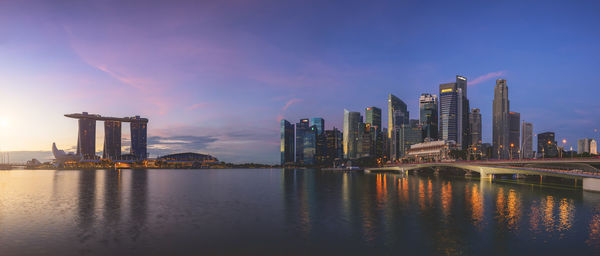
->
(406, 140), (456, 162)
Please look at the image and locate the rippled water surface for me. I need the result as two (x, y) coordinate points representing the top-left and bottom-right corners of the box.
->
(1, 168), (600, 255)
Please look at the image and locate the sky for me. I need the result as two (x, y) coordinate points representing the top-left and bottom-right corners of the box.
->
(1, 0), (600, 163)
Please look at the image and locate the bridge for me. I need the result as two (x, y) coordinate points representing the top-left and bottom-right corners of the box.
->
(365, 158), (600, 192)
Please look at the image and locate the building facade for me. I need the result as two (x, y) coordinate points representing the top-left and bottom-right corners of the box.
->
(469, 108), (482, 147)
(324, 128), (343, 163)
(538, 132), (558, 158)
(521, 121), (533, 159)
(280, 119), (295, 165)
(508, 112), (520, 159)
(419, 93), (438, 140)
(493, 79), (510, 159)
(77, 115), (96, 159)
(439, 83), (461, 146)
(130, 116), (148, 160)
(365, 107), (382, 131)
(103, 120), (122, 160)
(303, 125), (318, 165)
(388, 94), (409, 139)
(343, 110), (362, 159)
(295, 118), (309, 163)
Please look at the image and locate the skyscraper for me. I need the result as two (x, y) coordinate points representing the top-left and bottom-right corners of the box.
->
(493, 79), (510, 159)
(508, 112), (520, 159)
(324, 128), (343, 163)
(295, 118), (309, 163)
(419, 93), (438, 140)
(456, 75), (471, 149)
(343, 110), (362, 159)
(521, 122), (533, 159)
(77, 114), (96, 159)
(439, 83), (460, 145)
(365, 107), (382, 131)
(391, 119), (422, 160)
(280, 119), (295, 165)
(538, 132), (557, 158)
(130, 116), (148, 160)
(103, 120), (121, 160)
(309, 117), (325, 136)
(577, 138), (597, 155)
(388, 94), (408, 139)
(469, 108), (482, 147)
(303, 125), (317, 165)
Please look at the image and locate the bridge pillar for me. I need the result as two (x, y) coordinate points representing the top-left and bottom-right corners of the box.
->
(480, 172), (494, 180)
(465, 171), (472, 177)
(513, 174), (526, 179)
(583, 178), (600, 192)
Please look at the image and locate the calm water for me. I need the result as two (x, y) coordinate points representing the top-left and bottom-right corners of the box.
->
(1, 169), (600, 255)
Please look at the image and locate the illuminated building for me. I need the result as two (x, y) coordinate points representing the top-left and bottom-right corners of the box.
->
(365, 107), (382, 131)
(469, 108), (482, 147)
(280, 119), (295, 165)
(324, 128), (343, 163)
(391, 119), (423, 160)
(578, 138), (598, 155)
(538, 132), (557, 158)
(303, 125), (318, 165)
(493, 79), (510, 159)
(419, 93), (438, 140)
(309, 118), (326, 163)
(295, 118), (309, 163)
(508, 112), (520, 159)
(103, 120), (121, 160)
(439, 83), (460, 146)
(343, 110), (362, 159)
(406, 140), (456, 162)
(521, 122), (534, 158)
(388, 94), (408, 139)
(309, 118), (325, 136)
(365, 106), (384, 158)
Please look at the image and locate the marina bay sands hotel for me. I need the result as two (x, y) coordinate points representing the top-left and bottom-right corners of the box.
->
(65, 112), (148, 160)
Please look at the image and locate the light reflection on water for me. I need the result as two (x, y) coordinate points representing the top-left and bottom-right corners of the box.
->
(1, 169), (600, 254)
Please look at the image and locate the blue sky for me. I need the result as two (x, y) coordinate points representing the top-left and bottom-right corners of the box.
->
(1, 0), (600, 163)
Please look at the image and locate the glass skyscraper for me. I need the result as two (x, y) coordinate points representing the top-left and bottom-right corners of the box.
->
(280, 119), (295, 165)
(469, 108), (482, 147)
(439, 83), (460, 145)
(388, 94), (408, 139)
(303, 125), (317, 165)
(309, 118), (325, 136)
(365, 107), (382, 131)
(521, 121), (533, 159)
(419, 93), (438, 140)
(508, 112), (520, 159)
(295, 119), (309, 163)
(343, 110), (362, 159)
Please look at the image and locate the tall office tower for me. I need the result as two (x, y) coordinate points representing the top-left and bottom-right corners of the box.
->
(388, 94), (409, 139)
(280, 119), (295, 165)
(365, 106), (383, 158)
(521, 122), (533, 159)
(103, 120), (122, 160)
(469, 108), (482, 147)
(309, 118), (325, 136)
(577, 138), (597, 154)
(456, 75), (471, 149)
(592, 140), (598, 155)
(295, 119), (310, 163)
(303, 125), (318, 165)
(391, 119), (423, 160)
(538, 132), (557, 158)
(77, 113), (96, 159)
(324, 128), (343, 163)
(508, 112), (520, 159)
(357, 123), (374, 158)
(130, 116), (148, 160)
(439, 83), (460, 145)
(419, 93), (438, 140)
(309, 117), (326, 163)
(382, 127), (389, 160)
(343, 110), (362, 159)
(493, 79), (510, 159)
(365, 107), (382, 131)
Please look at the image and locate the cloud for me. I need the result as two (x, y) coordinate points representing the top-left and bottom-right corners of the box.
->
(282, 98), (303, 111)
(186, 103), (208, 111)
(148, 135), (218, 156)
(469, 71), (506, 86)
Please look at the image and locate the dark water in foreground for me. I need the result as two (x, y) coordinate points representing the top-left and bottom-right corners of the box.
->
(1, 169), (600, 255)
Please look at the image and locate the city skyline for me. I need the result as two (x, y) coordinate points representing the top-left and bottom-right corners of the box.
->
(3, 0), (600, 164)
